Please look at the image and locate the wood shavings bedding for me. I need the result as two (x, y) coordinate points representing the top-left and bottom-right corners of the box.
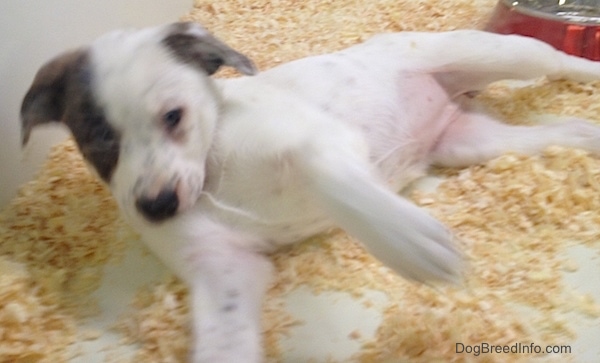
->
(0, 142), (133, 362)
(183, 0), (495, 74)
(477, 79), (600, 125)
(2, 0), (600, 362)
(0, 256), (76, 363)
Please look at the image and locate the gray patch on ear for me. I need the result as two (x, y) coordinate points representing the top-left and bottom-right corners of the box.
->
(21, 50), (85, 145)
(21, 50), (121, 183)
(162, 22), (257, 76)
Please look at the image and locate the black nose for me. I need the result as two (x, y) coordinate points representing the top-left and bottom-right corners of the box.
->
(135, 189), (179, 222)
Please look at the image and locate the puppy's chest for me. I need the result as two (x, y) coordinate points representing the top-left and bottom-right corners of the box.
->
(200, 154), (332, 246)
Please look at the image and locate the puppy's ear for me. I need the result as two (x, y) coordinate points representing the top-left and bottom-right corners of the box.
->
(162, 22), (257, 76)
(20, 50), (86, 146)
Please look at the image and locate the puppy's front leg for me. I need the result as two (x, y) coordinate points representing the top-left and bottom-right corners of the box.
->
(298, 145), (461, 284)
(181, 221), (273, 363)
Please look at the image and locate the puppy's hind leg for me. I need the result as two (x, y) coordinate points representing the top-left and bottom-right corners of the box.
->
(431, 111), (600, 168)
(414, 30), (600, 94)
(299, 148), (461, 284)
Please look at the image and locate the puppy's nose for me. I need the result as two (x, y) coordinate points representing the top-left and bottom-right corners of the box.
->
(135, 189), (179, 222)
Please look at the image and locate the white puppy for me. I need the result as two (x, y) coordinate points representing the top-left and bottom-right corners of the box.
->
(21, 22), (600, 362)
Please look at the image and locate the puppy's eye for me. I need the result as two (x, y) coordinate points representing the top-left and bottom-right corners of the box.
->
(90, 121), (116, 144)
(162, 108), (183, 131)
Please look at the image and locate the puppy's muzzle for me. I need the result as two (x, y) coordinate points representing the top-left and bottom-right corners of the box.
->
(135, 189), (179, 222)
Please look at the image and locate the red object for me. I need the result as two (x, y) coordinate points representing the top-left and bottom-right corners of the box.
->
(486, 1), (600, 60)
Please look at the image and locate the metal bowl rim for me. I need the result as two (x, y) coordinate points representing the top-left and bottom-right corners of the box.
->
(499, 0), (600, 25)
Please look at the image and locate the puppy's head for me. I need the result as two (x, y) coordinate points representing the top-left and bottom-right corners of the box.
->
(21, 22), (257, 223)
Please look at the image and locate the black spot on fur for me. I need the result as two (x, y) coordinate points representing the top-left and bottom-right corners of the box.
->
(222, 303), (238, 313)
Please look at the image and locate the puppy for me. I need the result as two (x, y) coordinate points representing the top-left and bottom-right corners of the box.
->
(21, 22), (600, 362)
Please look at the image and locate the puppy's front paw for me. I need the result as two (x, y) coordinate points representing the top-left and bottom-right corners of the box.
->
(398, 211), (461, 283)
(361, 198), (462, 284)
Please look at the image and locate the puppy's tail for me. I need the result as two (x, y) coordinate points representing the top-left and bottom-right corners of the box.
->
(301, 151), (461, 284)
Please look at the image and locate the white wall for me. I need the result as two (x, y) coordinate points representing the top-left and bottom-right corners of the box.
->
(0, 0), (192, 207)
